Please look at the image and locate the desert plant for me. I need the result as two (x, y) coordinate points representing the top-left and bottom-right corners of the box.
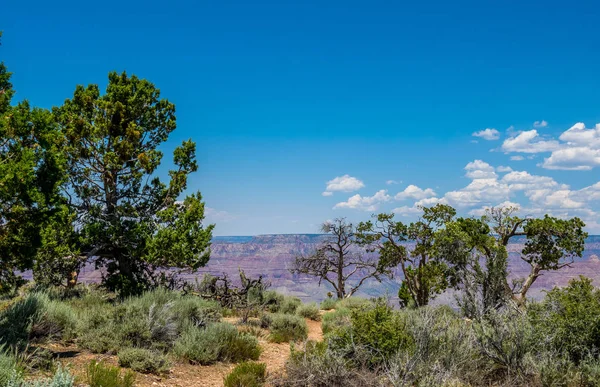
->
(174, 322), (261, 365)
(296, 303), (321, 321)
(528, 276), (600, 364)
(279, 296), (302, 315)
(321, 307), (351, 335)
(268, 313), (308, 343)
(0, 348), (19, 386)
(118, 347), (170, 374)
(279, 341), (377, 387)
(319, 298), (337, 311)
(86, 360), (135, 387)
(31, 299), (77, 342)
(13, 365), (75, 387)
(0, 293), (46, 348)
(224, 362), (267, 387)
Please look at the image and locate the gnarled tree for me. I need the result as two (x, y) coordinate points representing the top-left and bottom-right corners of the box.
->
(291, 218), (395, 299)
(358, 204), (456, 307)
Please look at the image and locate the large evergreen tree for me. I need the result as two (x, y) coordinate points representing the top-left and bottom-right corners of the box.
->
(55, 71), (213, 295)
(0, 34), (66, 292)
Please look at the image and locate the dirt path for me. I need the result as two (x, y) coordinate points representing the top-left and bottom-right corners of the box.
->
(55, 315), (325, 387)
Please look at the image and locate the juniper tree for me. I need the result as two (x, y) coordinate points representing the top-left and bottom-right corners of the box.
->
(358, 204), (456, 307)
(55, 71), (214, 295)
(0, 35), (66, 292)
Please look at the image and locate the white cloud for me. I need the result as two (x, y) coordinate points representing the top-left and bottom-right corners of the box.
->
(394, 185), (436, 201)
(472, 128), (500, 140)
(501, 130), (560, 154)
(496, 165), (513, 173)
(510, 155), (525, 161)
(333, 190), (391, 211)
(468, 201), (521, 217)
(386, 180), (400, 185)
(500, 122), (600, 171)
(322, 174), (365, 196)
(465, 160), (497, 179)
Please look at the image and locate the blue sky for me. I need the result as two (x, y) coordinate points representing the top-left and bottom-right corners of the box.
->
(3, 0), (600, 235)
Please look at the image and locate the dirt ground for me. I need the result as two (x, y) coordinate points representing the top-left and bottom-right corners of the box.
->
(50, 314), (324, 387)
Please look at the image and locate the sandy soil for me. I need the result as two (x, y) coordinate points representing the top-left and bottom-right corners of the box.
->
(52, 314), (325, 387)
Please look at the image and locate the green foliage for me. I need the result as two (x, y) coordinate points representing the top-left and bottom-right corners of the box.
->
(332, 301), (414, 366)
(0, 58), (66, 295)
(319, 298), (337, 311)
(336, 297), (372, 310)
(223, 362), (266, 387)
(279, 296), (301, 315)
(174, 323), (261, 365)
(55, 71), (213, 296)
(321, 307), (351, 335)
(31, 298), (77, 342)
(10, 366), (75, 387)
(118, 347), (170, 374)
(267, 313), (308, 343)
(0, 293), (47, 348)
(358, 204), (456, 307)
(528, 276), (600, 363)
(86, 360), (135, 387)
(283, 341), (376, 387)
(76, 289), (221, 353)
(296, 303), (321, 321)
(0, 348), (19, 386)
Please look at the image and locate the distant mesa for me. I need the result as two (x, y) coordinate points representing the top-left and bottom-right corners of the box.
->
(589, 254), (600, 263)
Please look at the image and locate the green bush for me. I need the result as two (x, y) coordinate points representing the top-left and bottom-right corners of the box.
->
(118, 347), (170, 374)
(14, 365), (75, 387)
(296, 303), (321, 321)
(174, 322), (261, 365)
(528, 276), (600, 363)
(336, 297), (372, 310)
(223, 361), (266, 387)
(319, 298), (337, 311)
(170, 296), (221, 329)
(0, 293), (46, 348)
(283, 341), (375, 387)
(279, 296), (301, 315)
(76, 303), (120, 353)
(331, 301), (413, 366)
(263, 291), (284, 312)
(268, 313), (308, 343)
(86, 360), (135, 387)
(31, 299), (77, 342)
(321, 307), (351, 335)
(0, 349), (19, 386)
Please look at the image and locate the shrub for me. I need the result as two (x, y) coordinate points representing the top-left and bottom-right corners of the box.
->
(0, 349), (19, 386)
(331, 301), (413, 366)
(528, 276), (600, 363)
(263, 291), (284, 312)
(76, 303), (120, 353)
(31, 300), (77, 342)
(321, 307), (351, 335)
(174, 323), (261, 365)
(279, 296), (301, 315)
(319, 298), (337, 311)
(170, 296), (221, 329)
(223, 361), (267, 387)
(268, 313), (308, 343)
(281, 341), (377, 387)
(118, 347), (170, 374)
(296, 303), (321, 321)
(0, 293), (46, 348)
(86, 360), (135, 387)
(336, 297), (372, 310)
(15, 365), (76, 387)
(260, 313), (272, 329)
